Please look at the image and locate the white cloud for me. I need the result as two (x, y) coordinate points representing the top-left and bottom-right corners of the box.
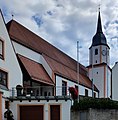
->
(0, 0), (118, 67)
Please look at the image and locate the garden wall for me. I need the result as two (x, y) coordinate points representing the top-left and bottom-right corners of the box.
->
(71, 108), (118, 120)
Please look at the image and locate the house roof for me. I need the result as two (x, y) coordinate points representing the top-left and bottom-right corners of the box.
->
(18, 54), (54, 86)
(6, 20), (98, 91)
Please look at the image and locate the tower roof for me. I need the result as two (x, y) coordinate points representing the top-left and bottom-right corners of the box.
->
(97, 11), (102, 33)
(91, 11), (109, 48)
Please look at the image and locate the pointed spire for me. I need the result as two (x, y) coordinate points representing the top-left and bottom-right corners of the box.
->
(96, 7), (103, 33)
(90, 7), (109, 48)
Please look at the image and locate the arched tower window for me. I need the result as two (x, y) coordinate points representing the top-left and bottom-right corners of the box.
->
(95, 49), (98, 55)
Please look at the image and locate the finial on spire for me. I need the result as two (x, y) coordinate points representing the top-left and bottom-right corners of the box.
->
(98, 4), (101, 12)
(96, 4), (102, 33)
(12, 14), (14, 20)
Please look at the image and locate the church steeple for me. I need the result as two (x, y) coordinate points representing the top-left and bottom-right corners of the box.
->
(88, 8), (111, 99)
(91, 10), (108, 47)
(97, 11), (102, 33)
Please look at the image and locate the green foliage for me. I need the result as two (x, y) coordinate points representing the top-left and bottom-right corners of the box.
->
(71, 98), (118, 111)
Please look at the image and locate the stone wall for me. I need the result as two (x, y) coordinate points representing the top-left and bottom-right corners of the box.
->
(71, 108), (118, 120)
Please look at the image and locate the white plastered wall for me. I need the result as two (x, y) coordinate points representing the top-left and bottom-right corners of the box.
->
(89, 65), (111, 98)
(89, 45), (110, 65)
(40, 56), (52, 78)
(12, 41), (53, 79)
(112, 62), (118, 101)
(56, 75), (98, 97)
(12, 41), (41, 63)
(10, 100), (71, 120)
(89, 46), (100, 65)
(0, 12), (22, 96)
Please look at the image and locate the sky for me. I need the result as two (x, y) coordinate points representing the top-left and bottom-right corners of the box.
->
(0, 0), (118, 67)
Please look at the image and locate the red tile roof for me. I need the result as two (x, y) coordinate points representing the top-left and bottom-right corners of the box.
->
(43, 54), (98, 91)
(6, 20), (87, 75)
(6, 20), (98, 91)
(18, 54), (54, 85)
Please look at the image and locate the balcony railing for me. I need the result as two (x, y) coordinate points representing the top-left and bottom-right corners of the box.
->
(10, 86), (71, 98)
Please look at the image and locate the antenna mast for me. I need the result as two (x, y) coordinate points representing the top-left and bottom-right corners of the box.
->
(77, 41), (80, 101)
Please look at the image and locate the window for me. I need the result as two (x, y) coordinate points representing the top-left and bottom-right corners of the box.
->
(85, 89), (88, 97)
(107, 50), (109, 56)
(0, 70), (8, 87)
(62, 81), (67, 96)
(44, 91), (47, 96)
(94, 92), (96, 98)
(95, 49), (98, 55)
(5, 101), (9, 109)
(0, 39), (4, 59)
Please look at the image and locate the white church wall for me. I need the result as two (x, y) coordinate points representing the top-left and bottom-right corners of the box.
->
(40, 56), (52, 79)
(79, 85), (98, 97)
(12, 41), (41, 63)
(89, 45), (110, 66)
(112, 62), (118, 101)
(79, 85), (90, 96)
(101, 45), (110, 65)
(93, 46), (100, 65)
(56, 75), (98, 97)
(89, 66), (104, 98)
(105, 68), (111, 98)
(56, 75), (77, 96)
(89, 46), (101, 65)
(12, 41), (53, 79)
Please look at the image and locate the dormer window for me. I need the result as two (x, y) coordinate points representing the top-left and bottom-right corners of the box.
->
(95, 49), (98, 55)
(0, 39), (4, 60)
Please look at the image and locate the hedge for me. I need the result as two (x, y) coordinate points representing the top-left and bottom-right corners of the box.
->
(71, 98), (118, 111)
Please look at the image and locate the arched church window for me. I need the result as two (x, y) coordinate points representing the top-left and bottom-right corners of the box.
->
(95, 49), (98, 55)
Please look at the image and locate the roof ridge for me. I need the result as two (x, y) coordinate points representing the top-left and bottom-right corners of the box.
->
(7, 20), (78, 59)
(43, 53), (87, 74)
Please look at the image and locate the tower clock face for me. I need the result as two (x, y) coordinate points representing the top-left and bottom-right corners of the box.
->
(102, 50), (107, 56)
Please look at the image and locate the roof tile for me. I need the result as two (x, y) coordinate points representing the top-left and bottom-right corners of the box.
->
(18, 54), (54, 85)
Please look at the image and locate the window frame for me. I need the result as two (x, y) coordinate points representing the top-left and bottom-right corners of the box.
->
(0, 39), (4, 60)
(62, 80), (67, 96)
(94, 92), (96, 98)
(85, 89), (88, 97)
(95, 48), (98, 55)
(0, 69), (8, 87)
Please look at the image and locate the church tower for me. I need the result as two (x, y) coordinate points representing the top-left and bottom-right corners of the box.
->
(88, 10), (111, 98)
